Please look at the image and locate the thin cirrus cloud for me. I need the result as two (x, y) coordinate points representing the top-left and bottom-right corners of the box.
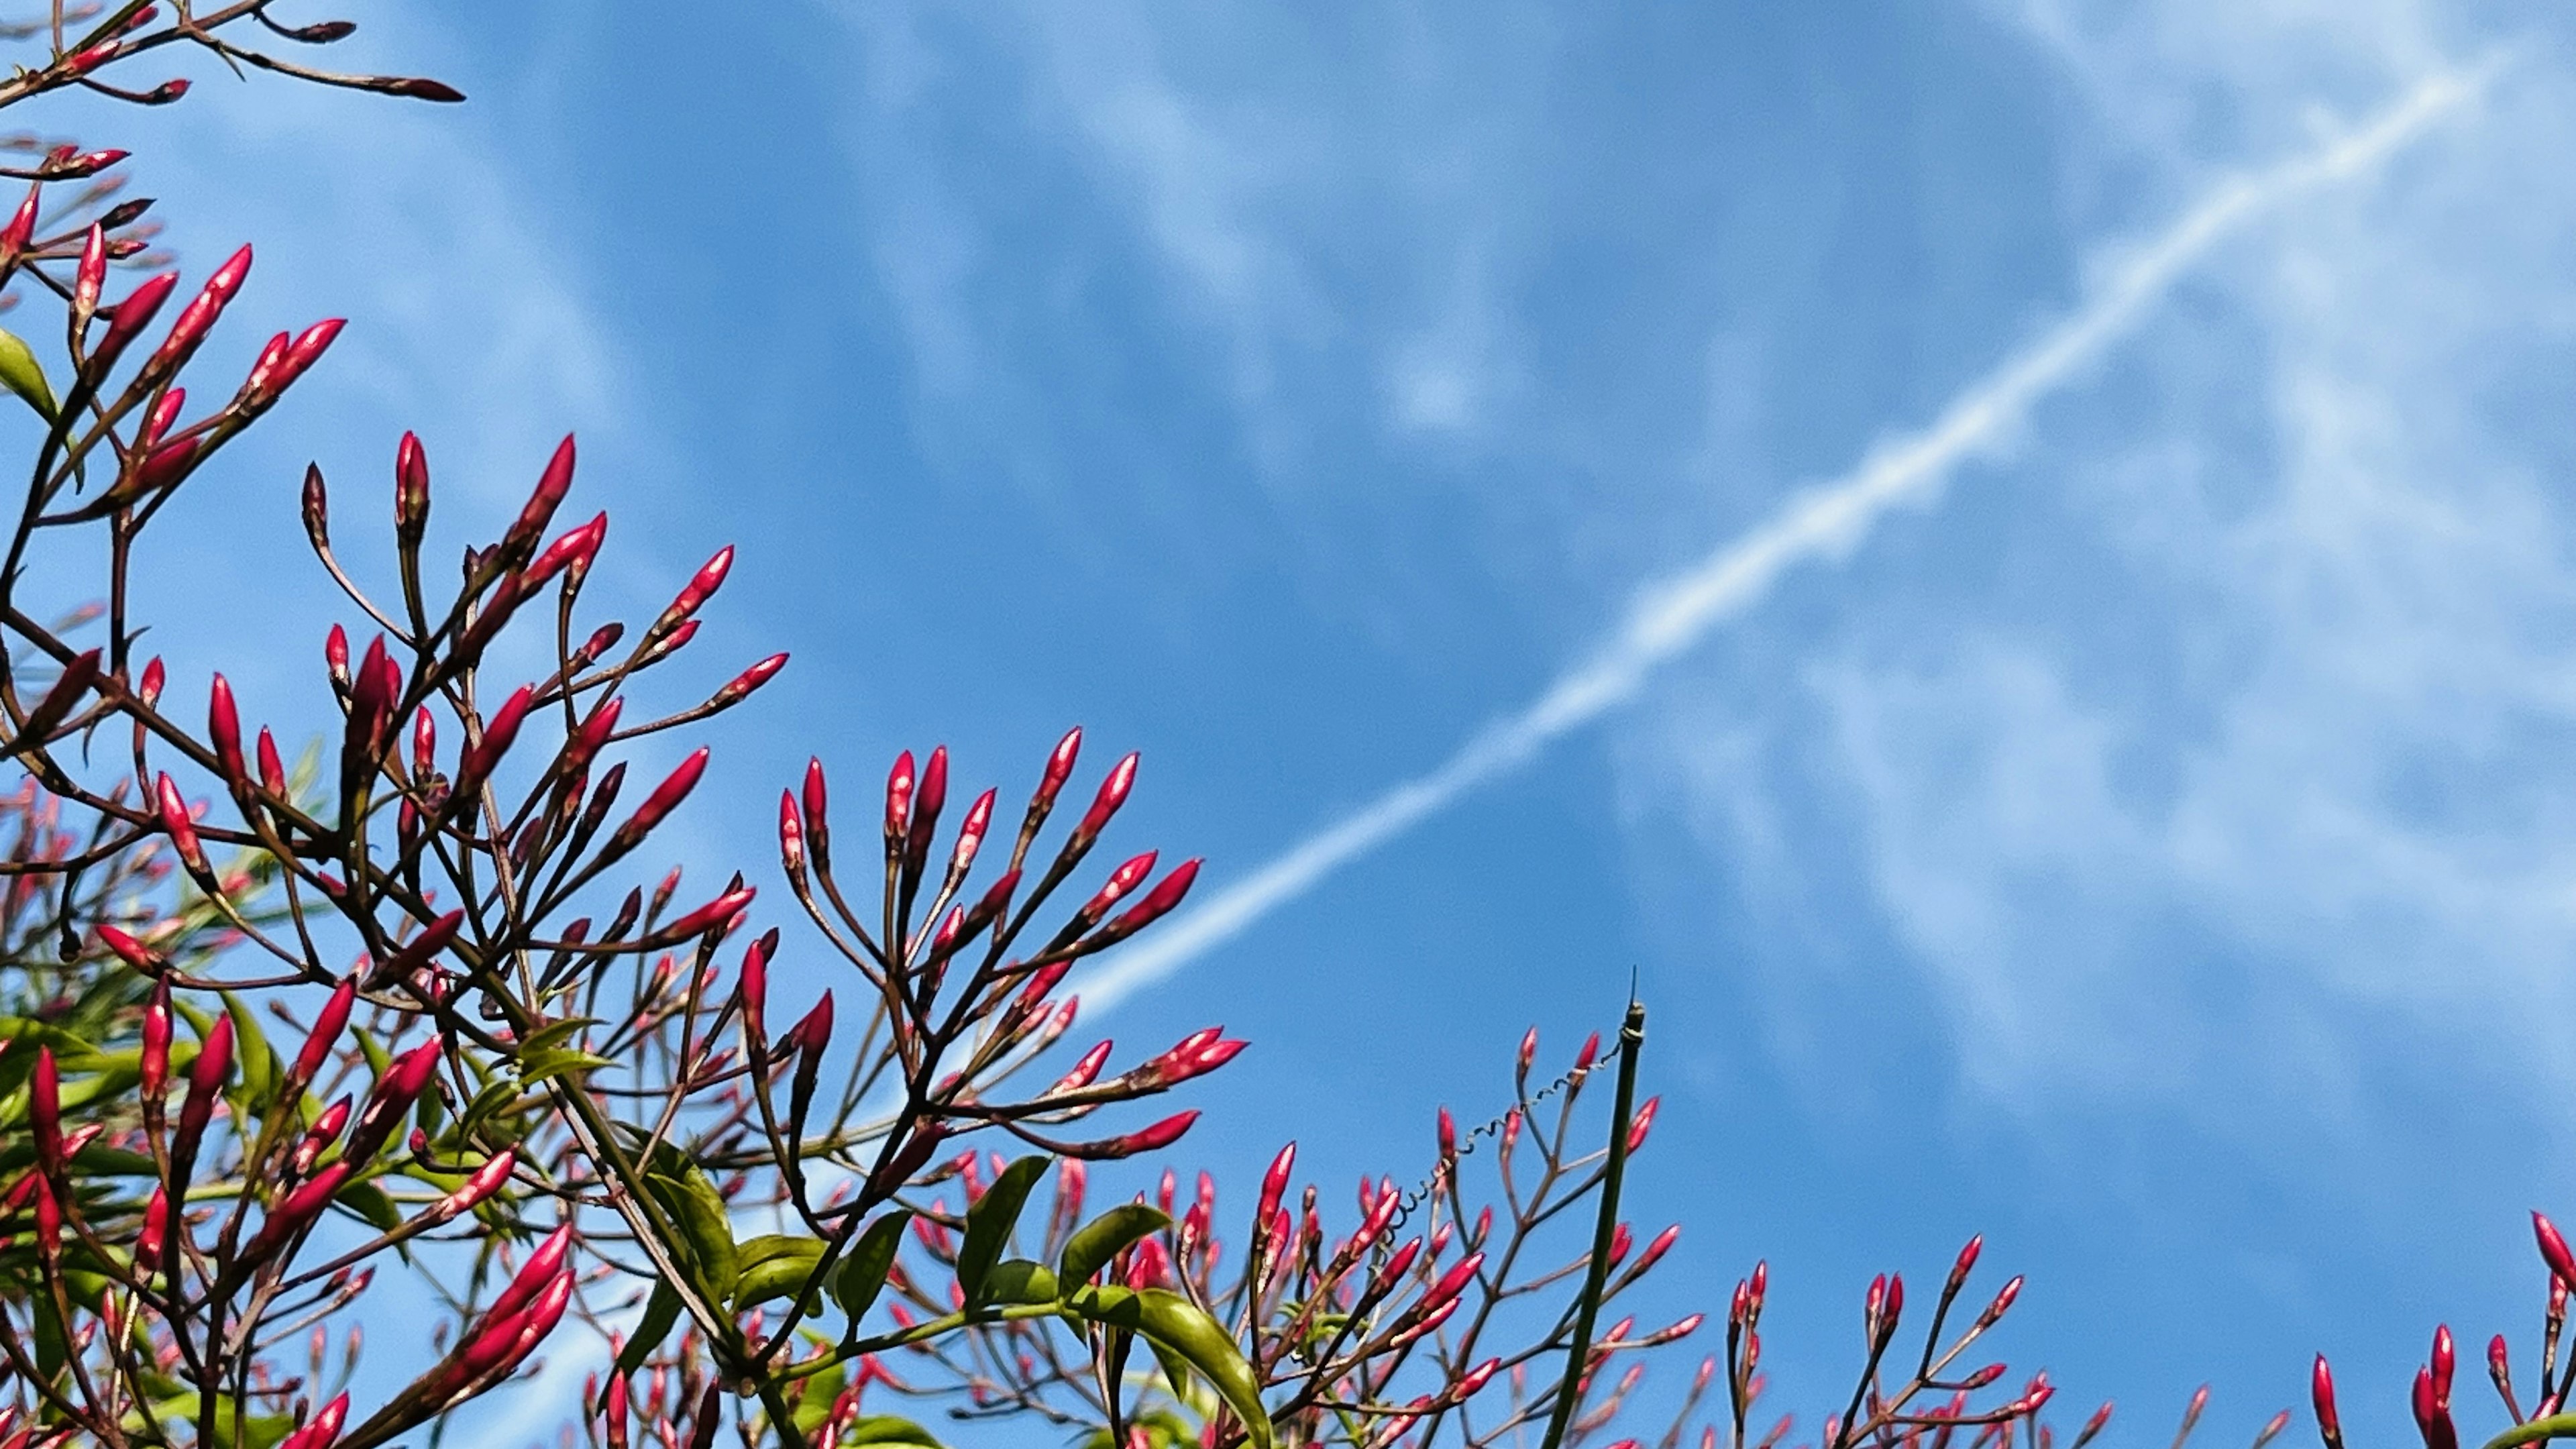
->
(1070, 60), (2493, 1020)
(1633, 2), (2576, 1132)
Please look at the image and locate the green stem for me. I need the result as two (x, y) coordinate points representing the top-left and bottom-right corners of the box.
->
(1538, 999), (1645, 1449)
(2485, 1415), (2576, 1449)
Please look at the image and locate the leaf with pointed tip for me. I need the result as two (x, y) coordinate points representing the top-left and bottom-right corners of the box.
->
(1057, 1203), (1169, 1289)
(832, 1210), (912, 1328)
(958, 1155), (1048, 1304)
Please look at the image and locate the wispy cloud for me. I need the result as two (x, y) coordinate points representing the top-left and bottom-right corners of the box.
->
(1073, 62), (2490, 1017)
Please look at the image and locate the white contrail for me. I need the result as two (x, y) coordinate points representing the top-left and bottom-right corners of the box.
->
(1075, 62), (2493, 1017)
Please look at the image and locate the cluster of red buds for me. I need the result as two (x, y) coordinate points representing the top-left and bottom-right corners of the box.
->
(2308, 1212), (2576, 1449)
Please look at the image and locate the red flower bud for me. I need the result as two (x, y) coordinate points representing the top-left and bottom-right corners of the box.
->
(524, 511), (604, 592)
(1980, 1275), (2021, 1324)
(91, 270), (177, 375)
(1257, 1142), (1296, 1227)
(1625, 1095), (1660, 1153)
(884, 749), (916, 841)
(155, 771), (207, 876)
(138, 654), (164, 704)
(396, 431), (431, 539)
(1078, 850), (1158, 924)
(1634, 1224), (1680, 1275)
(74, 225), (105, 315)
(170, 1013), (236, 1180)
(239, 1162), (352, 1269)
(0, 184), (35, 255)
(778, 788), (805, 875)
(258, 727), (288, 795)
(1421, 1252), (1485, 1315)
(654, 885), (754, 944)
(610, 747), (709, 851)
(1072, 751), (1139, 844)
(208, 674), (244, 782)
(1574, 1032), (1601, 1074)
(802, 757), (831, 864)
(651, 545), (732, 637)
(454, 686), (534, 798)
(951, 788), (997, 876)
(2432, 1324), (2455, 1407)
(292, 977), (358, 1089)
(140, 980), (172, 1099)
(1086, 1110), (1197, 1159)
(2313, 1355), (2344, 1448)
(342, 1040), (441, 1168)
(710, 652), (787, 710)
(434, 1150), (518, 1222)
(2538, 1212), (2576, 1289)
(280, 1391), (351, 1449)
(17, 646), (101, 745)
(502, 435), (578, 564)
(31, 1047), (62, 1177)
(1050, 1040), (1115, 1095)
(906, 745), (949, 866)
(1038, 727), (1082, 812)
(144, 244), (253, 378)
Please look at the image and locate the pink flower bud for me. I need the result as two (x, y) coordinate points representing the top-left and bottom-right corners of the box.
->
(1574, 1032), (1600, 1073)
(905, 745), (949, 865)
(138, 654), (164, 705)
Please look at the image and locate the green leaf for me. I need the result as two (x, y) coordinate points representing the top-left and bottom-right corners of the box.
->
(517, 1017), (599, 1055)
(223, 994), (277, 1109)
(1057, 1203), (1170, 1289)
(733, 1234), (827, 1310)
(1067, 1287), (1270, 1449)
(337, 1177), (402, 1232)
(615, 1279), (683, 1377)
(645, 1169), (737, 1301)
(957, 1155), (1048, 1305)
(979, 1258), (1059, 1305)
(831, 1210), (912, 1326)
(517, 1047), (612, 1088)
(0, 327), (56, 423)
(842, 1416), (945, 1448)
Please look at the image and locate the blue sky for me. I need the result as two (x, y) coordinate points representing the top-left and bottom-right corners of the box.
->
(43, 0), (2576, 1442)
